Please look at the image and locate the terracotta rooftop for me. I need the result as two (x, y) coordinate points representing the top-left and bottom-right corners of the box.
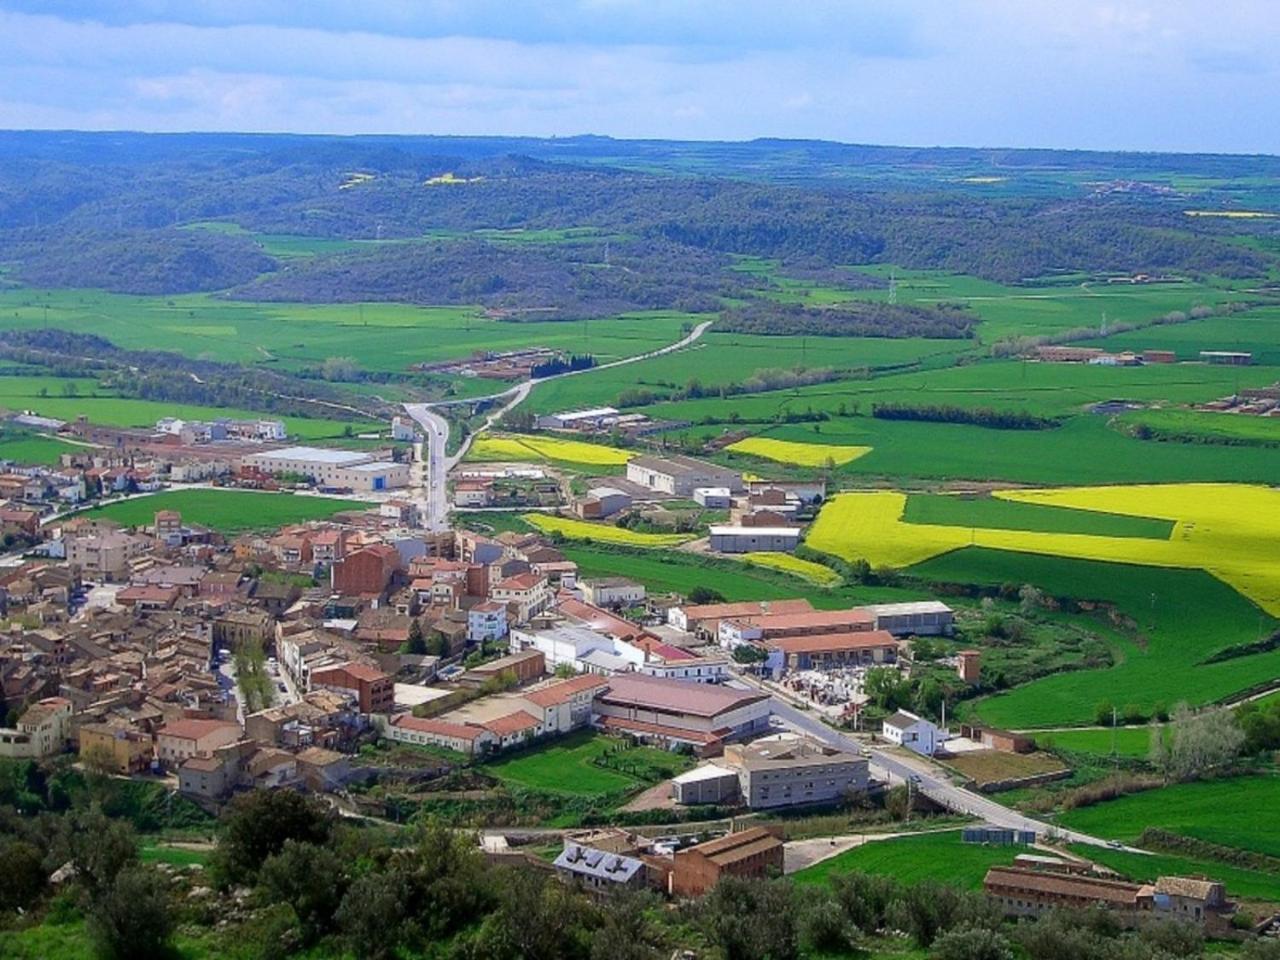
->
(482, 710), (542, 737)
(522, 674), (610, 708)
(158, 718), (240, 742)
(984, 867), (1144, 905)
(765, 629), (899, 656)
(598, 674), (768, 718)
(679, 598), (812, 622)
(391, 714), (489, 741)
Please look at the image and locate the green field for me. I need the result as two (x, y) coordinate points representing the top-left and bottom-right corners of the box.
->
(0, 288), (691, 375)
(1080, 306), (1280, 366)
(139, 843), (212, 868)
(1033, 726), (1163, 759)
(912, 549), (1280, 728)
(484, 731), (691, 798)
(792, 830), (1021, 891)
(902, 493), (1174, 539)
(69, 490), (367, 534)
(0, 430), (83, 465)
(1119, 408), (1280, 446)
(1071, 844), (1280, 904)
(1058, 776), (1280, 858)
(0, 372), (371, 438)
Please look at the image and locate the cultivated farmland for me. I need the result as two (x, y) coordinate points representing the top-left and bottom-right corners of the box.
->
(792, 830), (1021, 891)
(522, 513), (694, 547)
(725, 436), (871, 467)
(69, 490), (367, 534)
(467, 433), (632, 466)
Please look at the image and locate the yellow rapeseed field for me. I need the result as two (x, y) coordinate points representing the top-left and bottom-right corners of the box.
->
(468, 434), (633, 466)
(522, 514), (693, 548)
(743, 552), (842, 587)
(806, 484), (1280, 615)
(726, 437), (871, 467)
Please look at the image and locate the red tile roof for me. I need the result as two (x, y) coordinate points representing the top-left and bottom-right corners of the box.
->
(481, 710), (542, 737)
(159, 718), (240, 742)
(765, 629), (899, 656)
(391, 714), (489, 742)
(598, 674), (768, 718)
(522, 675), (610, 708)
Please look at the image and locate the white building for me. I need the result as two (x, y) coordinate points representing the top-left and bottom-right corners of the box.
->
(467, 601), (509, 644)
(391, 417), (417, 442)
(708, 525), (801, 554)
(693, 487), (733, 508)
(882, 710), (945, 757)
(580, 577), (646, 608)
(510, 624), (643, 673)
(241, 446), (408, 491)
(626, 454), (743, 497)
(638, 656), (729, 684)
(866, 601), (955, 636)
(536, 407), (620, 430)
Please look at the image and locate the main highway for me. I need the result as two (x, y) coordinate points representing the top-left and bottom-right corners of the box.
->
(402, 320), (713, 531)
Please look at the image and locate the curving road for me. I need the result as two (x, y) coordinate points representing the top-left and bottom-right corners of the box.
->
(402, 320), (714, 530)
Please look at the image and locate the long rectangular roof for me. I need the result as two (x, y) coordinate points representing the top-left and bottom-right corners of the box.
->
(766, 629), (898, 655)
(598, 674), (768, 718)
(246, 446), (370, 465)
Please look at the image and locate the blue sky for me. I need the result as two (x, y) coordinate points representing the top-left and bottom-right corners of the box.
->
(1, 1), (1276, 153)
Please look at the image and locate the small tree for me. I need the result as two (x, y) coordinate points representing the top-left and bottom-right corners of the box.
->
(1018, 584), (1044, 617)
(554, 661), (578, 679)
(85, 865), (174, 960)
(211, 789), (332, 887)
(931, 926), (1014, 960)
(688, 585), (726, 605)
(258, 840), (348, 945)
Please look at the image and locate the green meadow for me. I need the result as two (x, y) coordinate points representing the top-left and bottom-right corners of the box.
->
(69, 489), (367, 534)
(911, 549), (1280, 729)
(792, 830), (1020, 891)
(0, 429), (84, 465)
(0, 288), (691, 374)
(484, 731), (691, 798)
(1118, 408), (1280, 445)
(902, 493), (1174, 540)
(1059, 776), (1280, 857)
(1032, 726), (1163, 759)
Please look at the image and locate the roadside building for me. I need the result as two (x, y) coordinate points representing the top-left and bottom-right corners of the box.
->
(881, 710), (945, 757)
(670, 827), (784, 897)
(626, 454), (743, 497)
(242, 446), (408, 490)
(453, 479), (494, 508)
(536, 407), (620, 430)
(723, 735), (869, 809)
(764, 630), (899, 676)
(707, 525), (801, 555)
(638, 655), (729, 684)
(592, 674), (770, 751)
(490, 572), (552, 622)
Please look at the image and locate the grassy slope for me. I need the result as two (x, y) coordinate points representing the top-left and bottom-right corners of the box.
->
(484, 731), (690, 798)
(0, 288), (691, 373)
(1057, 776), (1280, 857)
(792, 830), (1021, 891)
(71, 490), (367, 534)
(902, 493), (1174, 539)
(0, 432), (83, 465)
(911, 548), (1280, 728)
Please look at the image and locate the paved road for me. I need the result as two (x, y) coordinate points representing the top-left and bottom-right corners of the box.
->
(402, 320), (714, 530)
(733, 676), (1129, 850)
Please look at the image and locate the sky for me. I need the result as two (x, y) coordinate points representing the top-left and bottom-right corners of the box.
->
(1, 1), (1277, 154)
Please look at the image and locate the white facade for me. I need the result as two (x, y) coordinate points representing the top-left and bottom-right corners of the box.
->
(638, 657), (729, 684)
(510, 625), (644, 673)
(882, 710), (945, 756)
(580, 578), (646, 607)
(707, 525), (801, 555)
(693, 487), (732, 508)
(241, 446), (407, 490)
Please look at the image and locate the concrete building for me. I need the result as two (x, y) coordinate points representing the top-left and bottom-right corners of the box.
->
(453, 479), (494, 508)
(580, 577), (645, 608)
(78, 722), (153, 774)
(671, 764), (741, 805)
(718, 606), (875, 648)
(382, 714), (497, 756)
(309, 662), (394, 714)
(638, 655), (729, 684)
(510, 624), (637, 674)
(0, 697), (72, 759)
(866, 601), (955, 636)
(708, 525), (801, 555)
(670, 827), (784, 898)
(65, 531), (150, 581)
(957, 649), (982, 684)
(592, 674), (770, 751)
(241, 446), (408, 491)
(882, 710), (945, 757)
(467, 601), (510, 645)
(626, 454), (743, 497)
(692, 487), (732, 508)
(1200, 351), (1253, 366)
(518, 674), (610, 734)
(575, 486), (632, 520)
(723, 735), (868, 809)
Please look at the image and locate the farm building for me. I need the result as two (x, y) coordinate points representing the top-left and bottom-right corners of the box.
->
(592, 674), (770, 751)
(671, 763), (740, 805)
(746, 479), (826, 504)
(866, 601), (955, 636)
(575, 486), (632, 519)
(670, 827), (784, 898)
(1143, 349), (1177, 363)
(626, 454), (743, 497)
(453, 479), (494, 507)
(536, 407), (620, 430)
(708, 525), (801, 554)
(693, 486), (733, 508)
(718, 606), (875, 648)
(241, 446), (408, 491)
(881, 710), (945, 757)
(764, 630), (899, 676)
(1200, 350), (1252, 365)
(668, 597), (814, 637)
